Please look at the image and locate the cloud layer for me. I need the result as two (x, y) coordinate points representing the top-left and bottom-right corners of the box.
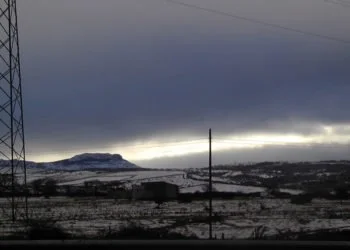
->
(12, 0), (350, 167)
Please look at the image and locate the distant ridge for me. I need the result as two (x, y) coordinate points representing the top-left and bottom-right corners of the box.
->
(0, 153), (140, 171)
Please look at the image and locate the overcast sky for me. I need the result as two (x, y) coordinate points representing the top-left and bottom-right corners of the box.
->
(14, 0), (350, 168)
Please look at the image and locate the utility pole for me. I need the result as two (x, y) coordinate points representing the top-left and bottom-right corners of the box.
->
(209, 128), (212, 239)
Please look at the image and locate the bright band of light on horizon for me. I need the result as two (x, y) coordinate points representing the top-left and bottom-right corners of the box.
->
(26, 122), (350, 163)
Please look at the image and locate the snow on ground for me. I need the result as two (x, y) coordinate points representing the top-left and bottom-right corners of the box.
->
(55, 171), (184, 186)
(58, 175), (135, 186)
(5, 167), (309, 198)
(317, 172), (335, 177)
(279, 188), (304, 195)
(212, 170), (230, 174)
(223, 171), (243, 177)
(190, 174), (207, 180)
(1, 197), (350, 239)
(253, 174), (274, 179)
(180, 183), (265, 194)
(180, 185), (206, 193)
(7, 168), (270, 195)
(214, 184), (265, 193)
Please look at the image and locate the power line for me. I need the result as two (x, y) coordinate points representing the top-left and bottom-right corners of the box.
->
(163, 0), (350, 45)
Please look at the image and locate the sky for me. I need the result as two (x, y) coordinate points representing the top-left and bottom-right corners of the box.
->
(11, 0), (350, 168)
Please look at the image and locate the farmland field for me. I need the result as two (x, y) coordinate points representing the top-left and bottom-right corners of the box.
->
(1, 197), (350, 239)
(2, 162), (350, 239)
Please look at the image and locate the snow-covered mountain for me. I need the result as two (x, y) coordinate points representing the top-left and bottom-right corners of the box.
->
(0, 153), (140, 171)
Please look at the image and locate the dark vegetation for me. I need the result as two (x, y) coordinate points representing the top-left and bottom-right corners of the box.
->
(259, 228), (350, 241)
(25, 219), (69, 240)
(4, 219), (350, 241)
(32, 178), (57, 197)
(1, 220), (196, 240)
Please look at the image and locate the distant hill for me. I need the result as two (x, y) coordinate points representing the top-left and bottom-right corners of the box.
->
(0, 153), (140, 171)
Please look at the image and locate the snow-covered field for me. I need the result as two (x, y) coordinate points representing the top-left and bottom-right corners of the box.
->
(0, 166), (348, 239)
(16, 168), (273, 194)
(1, 197), (350, 239)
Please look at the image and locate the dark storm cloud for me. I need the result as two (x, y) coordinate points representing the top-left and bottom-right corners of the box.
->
(25, 34), (350, 149)
(15, 1), (350, 159)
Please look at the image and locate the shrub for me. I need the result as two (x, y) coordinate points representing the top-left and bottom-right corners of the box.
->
(334, 186), (349, 200)
(24, 219), (69, 240)
(290, 194), (313, 205)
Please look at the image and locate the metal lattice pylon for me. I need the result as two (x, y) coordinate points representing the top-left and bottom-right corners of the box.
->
(0, 0), (27, 222)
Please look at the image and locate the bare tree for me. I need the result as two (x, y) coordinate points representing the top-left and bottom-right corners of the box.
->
(32, 179), (44, 195)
